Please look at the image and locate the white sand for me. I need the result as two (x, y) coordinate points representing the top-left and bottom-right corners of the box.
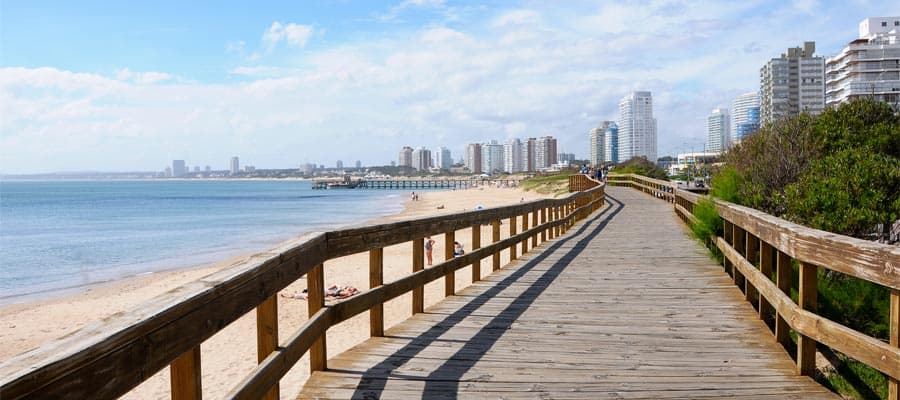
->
(0, 186), (548, 399)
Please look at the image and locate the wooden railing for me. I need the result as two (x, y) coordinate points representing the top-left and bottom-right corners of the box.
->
(613, 172), (900, 400)
(607, 173), (675, 202)
(0, 179), (606, 400)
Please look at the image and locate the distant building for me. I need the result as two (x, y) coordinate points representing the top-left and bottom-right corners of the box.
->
(826, 17), (900, 107)
(603, 122), (619, 164)
(336, 160), (343, 169)
(398, 146), (413, 167)
(706, 108), (729, 153)
(760, 42), (825, 125)
(230, 157), (240, 175)
(534, 136), (557, 170)
(355, 160), (362, 169)
(481, 140), (504, 175)
(590, 126), (605, 166)
(736, 107), (761, 141)
(503, 139), (524, 173)
(411, 147), (432, 171)
(299, 163), (316, 175)
(465, 143), (482, 174)
(244, 165), (256, 173)
(730, 92), (760, 144)
(525, 138), (537, 172)
(172, 160), (187, 177)
(558, 153), (576, 164)
(435, 146), (452, 170)
(617, 91), (657, 162)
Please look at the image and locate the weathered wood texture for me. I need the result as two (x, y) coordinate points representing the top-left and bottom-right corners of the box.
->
(297, 187), (837, 399)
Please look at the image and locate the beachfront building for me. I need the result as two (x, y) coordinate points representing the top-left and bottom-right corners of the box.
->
(760, 42), (825, 125)
(730, 92), (760, 144)
(435, 146), (452, 171)
(481, 140), (504, 175)
(336, 160), (343, 169)
(465, 143), (482, 174)
(524, 138), (537, 172)
(617, 91), (657, 162)
(398, 146), (413, 167)
(503, 139), (524, 173)
(411, 147), (432, 171)
(172, 160), (187, 177)
(590, 126), (605, 166)
(603, 122), (619, 164)
(736, 107), (760, 142)
(534, 136), (558, 170)
(230, 156), (240, 175)
(826, 17), (900, 107)
(706, 108), (729, 153)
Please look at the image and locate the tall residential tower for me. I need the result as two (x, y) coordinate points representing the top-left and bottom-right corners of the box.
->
(617, 91), (657, 162)
(826, 17), (900, 107)
(760, 42), (825, 125)
(730, 92), (760, 144)
(706, 108), (729, 153)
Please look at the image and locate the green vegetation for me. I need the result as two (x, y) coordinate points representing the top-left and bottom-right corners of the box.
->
(519, 174), (571, 196)
(714, 98), (899, 399)
(614, 157), (669, 180)
(821, 353), (888, 400)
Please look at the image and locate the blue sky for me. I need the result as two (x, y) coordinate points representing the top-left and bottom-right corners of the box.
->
(1, 0), (897, 173)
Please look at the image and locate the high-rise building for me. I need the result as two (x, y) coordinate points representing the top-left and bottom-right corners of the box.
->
(435, 146), (452, 170)
(590, 126), (605, 166)
(480, 141), (504, 175)
(411, 147), (432, 171)
(525, 138), (537, 172)
(336, 160), (343, 169)
(617, 91), (657, 162)
(534, 136), (557, 170)
(706, 108), (730, 153)
(760, 42), (825, 125)
(230, 156), (240, 175)
(355, 160), (362, 169)
(466, 143), (482, 173)
(730, 92), (760, 144)
(503, 139), (524, 173)
(398, 146), (413, 167)
(736, 107), (761, 142)
(603, 122), (619, 164)
(590, 121), (616, 166)
(172, 160), (187, 177)
(826, 17), (900, 107)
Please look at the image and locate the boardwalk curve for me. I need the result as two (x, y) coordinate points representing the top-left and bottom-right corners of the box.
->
(298, 187), (838, 399)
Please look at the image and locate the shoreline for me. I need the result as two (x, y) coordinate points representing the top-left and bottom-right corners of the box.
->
(0, 185), (547, 399)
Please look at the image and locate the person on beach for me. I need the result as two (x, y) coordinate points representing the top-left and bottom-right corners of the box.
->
(425, 236), (435, 265)
(454, 241), (465, 257)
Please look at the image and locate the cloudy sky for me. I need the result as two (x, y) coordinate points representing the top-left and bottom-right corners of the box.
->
(1, 1), (896, 174)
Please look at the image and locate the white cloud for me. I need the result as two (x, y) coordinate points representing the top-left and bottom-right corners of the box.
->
(114, 68), (173, 85)
(263, 22), (314, 49)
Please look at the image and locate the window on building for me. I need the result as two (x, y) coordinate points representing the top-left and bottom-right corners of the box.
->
(882, 22), (888, 27)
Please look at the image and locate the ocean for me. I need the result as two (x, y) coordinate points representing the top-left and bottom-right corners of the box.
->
(0, 180), (409, 305)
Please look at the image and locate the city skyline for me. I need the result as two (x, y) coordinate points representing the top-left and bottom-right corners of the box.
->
(1, 1), (896, 174)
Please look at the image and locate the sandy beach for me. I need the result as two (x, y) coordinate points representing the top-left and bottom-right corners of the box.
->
(0, 186), (549, 399)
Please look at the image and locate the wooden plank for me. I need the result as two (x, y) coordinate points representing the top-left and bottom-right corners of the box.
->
(308, 263), (327, 372)
(521, 212), (529, 254)
(775, 250), (792, 349)
(540, 207), (547, 242)
(255, 295), (279, 400)
(171, 346), (201, 400)
(471, 225), (481, 282)
(759, 241), (774, 325)
(369, 248), (384, 337)
(531, 208), (538, 248)
(892, 289), (899, 400)
(509, 216), (517, 261)
(412, 239), (424, 314)
(445, 231), (456, 296)
(745, 232), (760, 303)
(797, 261), (817, 376)
(492, 220), (500, 271)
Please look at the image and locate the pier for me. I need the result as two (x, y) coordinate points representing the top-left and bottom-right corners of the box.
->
(311, 178), (521, 190)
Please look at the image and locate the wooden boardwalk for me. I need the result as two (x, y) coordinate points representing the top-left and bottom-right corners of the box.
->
(298, 187), (839, 399)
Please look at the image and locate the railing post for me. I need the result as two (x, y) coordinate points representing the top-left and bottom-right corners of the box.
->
(521, 212), (529, 254)
(775, 251), (792, 349)
(492, 220), (501, 271)
(759, 241), (774, 326)
(369, 248), (384, 337)
(412, 239), (424, 314)
(540, 207), (547, 243)
(445, 231), (456, 296)
(256, 295), (279, 400)
(531, 207), (538, 248)
(797, 262), (818, 377)
(471, 225), (481, 282)
(890, 289), (899, 400)
(308, 263), (327, 372)
(745, 232), (760, 303)
(171, 346), (202, 400)
(732, 224), (746, 292)
(723, 220), (733, 276)
(509, 215), (517, 261)
(549, 206), (556, 239)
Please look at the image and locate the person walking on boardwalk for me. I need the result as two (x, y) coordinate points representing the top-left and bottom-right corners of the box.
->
(424, 236), (435, 265)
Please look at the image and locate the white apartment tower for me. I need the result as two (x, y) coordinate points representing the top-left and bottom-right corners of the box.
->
(603, 122), (618, 164)
(534, 136), (558, 170)
(589, 126), (605, 167)
(398, 146), (414, 167)
(503, 139), (524, 173)
(229, 156), (240, 175)
(435, 146), (452, 170)
(826, 17), (900, 107)
(617, 92), (657, 162)
(706, 108), (730, 153)
(730, 92), (760, 144)
(760, 42), (825, 125)
(481, 141), (504, 175)
(411, 147), (432, 171)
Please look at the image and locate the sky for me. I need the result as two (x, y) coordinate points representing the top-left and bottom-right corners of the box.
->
(1, 0), (897, 174)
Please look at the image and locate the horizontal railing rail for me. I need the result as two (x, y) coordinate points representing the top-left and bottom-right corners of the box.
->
(0, 177), (606, 400)
(614, 172), (900, 399)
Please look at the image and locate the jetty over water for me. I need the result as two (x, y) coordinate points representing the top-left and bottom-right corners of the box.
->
(311, 177), (521, 190)
(1, 174), (897, 400)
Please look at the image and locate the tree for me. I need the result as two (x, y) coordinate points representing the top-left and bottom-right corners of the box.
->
(614, 157), (669, 180)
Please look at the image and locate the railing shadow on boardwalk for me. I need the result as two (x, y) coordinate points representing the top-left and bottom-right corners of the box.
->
(338, 194), (626, 399)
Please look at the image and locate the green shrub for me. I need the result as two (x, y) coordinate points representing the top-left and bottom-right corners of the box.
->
(690, 198), (722, 244)
(710, 166), (742, 203)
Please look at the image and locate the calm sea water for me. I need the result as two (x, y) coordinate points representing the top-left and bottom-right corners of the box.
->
(0, 180), (408, 305)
